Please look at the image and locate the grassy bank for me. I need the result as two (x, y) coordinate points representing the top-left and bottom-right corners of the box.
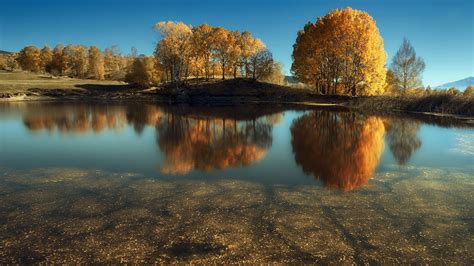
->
(349, 94), (474, 117)
(0, 71), (130, 97)
(0, 71), (472, 117)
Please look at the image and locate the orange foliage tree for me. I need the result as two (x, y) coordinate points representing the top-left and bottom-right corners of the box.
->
(291, 7), (387, 96)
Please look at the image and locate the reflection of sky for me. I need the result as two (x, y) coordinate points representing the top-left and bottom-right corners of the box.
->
(0, 119), (162, 176)
(450, 133), (474, 156)
(1, 107), (473, 187)
(379, 125), (474, 171)
(0, 109), (316, 186)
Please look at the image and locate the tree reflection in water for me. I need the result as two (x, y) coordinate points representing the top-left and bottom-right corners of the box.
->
(156, 114), (273, 174)
(20, 103), (425, 180)
(22, 103), (162, 135)
(384, 119), (422, 165)
(291, 111), (385, 191)
(23, 104), (127, 133)
(20, 103), (280, 174)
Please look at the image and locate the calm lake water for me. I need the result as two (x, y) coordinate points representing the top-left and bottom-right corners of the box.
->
(0, 102), (473, 263)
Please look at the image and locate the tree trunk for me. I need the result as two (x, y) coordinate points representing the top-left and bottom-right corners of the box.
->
(222, 63), (225, 80)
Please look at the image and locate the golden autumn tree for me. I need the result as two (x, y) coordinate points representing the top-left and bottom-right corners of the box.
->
(102, 46), (131, 80)
(211, 27), (236, 80)
(104, 46), (122, 78)
(88, 46), (105, 80)
(0, 53), (17, 71)
(154, 21), (193, 83)
(39, 45), (53, 73)
(125, 56), (162, 87)
(67, 45), (88, 78)
(291, 7), (387, 96)
(191, 24), (214, 80)
(16, 45), (41, 72)
(246, 38), (266, 79)
(239, 31), (257, 78)
(464, 86), (474, 96)
(291, 111), (385, 191)
(50, 44), (68, 75)
(262, 62), (285, 85)
(249, 47), (274, 80)
(228, 30), (242, 78)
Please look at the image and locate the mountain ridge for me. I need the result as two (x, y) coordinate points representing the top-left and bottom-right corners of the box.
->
(435, 77), (473, 90)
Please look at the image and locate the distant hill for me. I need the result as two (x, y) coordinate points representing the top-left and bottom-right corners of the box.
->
(0, 50), (13, 55)
(435, 77), (473, 90)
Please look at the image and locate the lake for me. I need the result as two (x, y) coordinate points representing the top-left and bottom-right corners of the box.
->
(0, 102), (473, 263)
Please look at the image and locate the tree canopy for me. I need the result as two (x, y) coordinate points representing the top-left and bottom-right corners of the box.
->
(291, 7), (387, 96)
(154, 21), (278, 84)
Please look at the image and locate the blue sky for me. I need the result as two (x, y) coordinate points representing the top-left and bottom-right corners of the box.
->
(0, 0), (472, 86)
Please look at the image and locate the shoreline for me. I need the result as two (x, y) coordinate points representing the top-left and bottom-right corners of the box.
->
(1, 77), (472, 121)
(1, 93), (473, 123)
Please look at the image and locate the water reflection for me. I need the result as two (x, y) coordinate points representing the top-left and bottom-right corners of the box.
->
(12, 102), (471, 189)
(156, 114), (273, 174)
(22, 103), (162, 134)
(125, 104), (162, 135)
(2, 103), (474, 263)
(385, 119), (422, 165)
(291, 111), (385, 190)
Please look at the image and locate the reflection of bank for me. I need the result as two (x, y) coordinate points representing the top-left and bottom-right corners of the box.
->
(156, 114), (274, 174)
(291, 111), (385, 191)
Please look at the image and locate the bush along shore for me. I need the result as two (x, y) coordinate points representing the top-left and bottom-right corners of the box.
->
(348, 94), (474, 117)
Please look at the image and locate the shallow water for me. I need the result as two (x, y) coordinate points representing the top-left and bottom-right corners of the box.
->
(0, 102), (473, 263)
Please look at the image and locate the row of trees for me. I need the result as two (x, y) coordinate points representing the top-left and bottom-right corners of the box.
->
(8, 22), (283, 87)
(153, 22), (280, 85)
(14, 44), (133, 80)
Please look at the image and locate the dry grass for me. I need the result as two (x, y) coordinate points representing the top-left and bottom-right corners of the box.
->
(0, 71), (126, 95)
(350, 94), (474, 117)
